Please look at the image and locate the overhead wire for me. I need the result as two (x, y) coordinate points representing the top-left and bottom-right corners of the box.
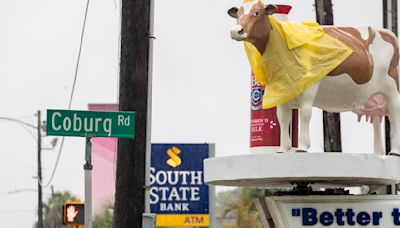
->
(40, 0), (91, 188)
(0, 209), (36, 214)
(19, 123), (37, 142)
(0, 117), (37, 142)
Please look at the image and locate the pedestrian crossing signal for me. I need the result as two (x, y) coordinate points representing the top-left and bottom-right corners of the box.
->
(63, 201), (84, 225)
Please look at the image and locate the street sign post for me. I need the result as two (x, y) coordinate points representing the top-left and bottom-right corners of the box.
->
(46, 109), (135, 138)
(46, 109), (135, 228)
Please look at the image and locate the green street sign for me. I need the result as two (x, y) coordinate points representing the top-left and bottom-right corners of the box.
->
(46, 109), (135, 138)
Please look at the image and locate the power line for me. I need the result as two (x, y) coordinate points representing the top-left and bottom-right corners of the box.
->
(68, 0), (90, 110)
(0, 209), (36, 214)
(0, 162), (37, 169)
(40, 0), (91, 188)
(20, 123), (37, 142)
(0, 117), (37, 129)
(0, 116), (37, 142)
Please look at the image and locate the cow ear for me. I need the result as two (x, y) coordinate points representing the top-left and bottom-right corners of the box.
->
(265, 4), (277, 15)
(228, 7), (239, 18)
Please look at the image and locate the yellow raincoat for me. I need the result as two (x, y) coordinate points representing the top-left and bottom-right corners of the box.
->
(245, 16), (352, 109)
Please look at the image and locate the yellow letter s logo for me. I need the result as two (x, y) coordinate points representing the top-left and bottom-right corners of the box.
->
(166, 146), (182, 168)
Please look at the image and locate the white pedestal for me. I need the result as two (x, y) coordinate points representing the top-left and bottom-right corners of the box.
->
(205, 153), (400, 188)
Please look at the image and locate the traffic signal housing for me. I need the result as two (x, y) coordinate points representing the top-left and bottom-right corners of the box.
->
(63, 201), (84, 225)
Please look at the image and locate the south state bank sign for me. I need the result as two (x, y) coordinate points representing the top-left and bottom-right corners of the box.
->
(150, 144), (214, 227)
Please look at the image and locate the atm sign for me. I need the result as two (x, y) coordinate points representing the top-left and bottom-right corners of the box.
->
(156, 214), (209, 227)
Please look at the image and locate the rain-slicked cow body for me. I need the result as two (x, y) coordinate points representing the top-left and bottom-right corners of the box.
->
(228, 1), (400, 155)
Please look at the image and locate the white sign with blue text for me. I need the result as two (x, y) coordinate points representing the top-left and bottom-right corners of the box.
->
(265, 195), (400, 227)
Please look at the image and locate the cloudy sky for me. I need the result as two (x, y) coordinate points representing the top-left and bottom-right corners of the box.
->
(0, 0), (390, 227)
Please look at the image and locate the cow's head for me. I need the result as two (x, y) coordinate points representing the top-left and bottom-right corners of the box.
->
(228, 1), (276, 53)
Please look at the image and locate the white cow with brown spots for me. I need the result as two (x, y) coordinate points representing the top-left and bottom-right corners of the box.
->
(228, 1), (400, 155)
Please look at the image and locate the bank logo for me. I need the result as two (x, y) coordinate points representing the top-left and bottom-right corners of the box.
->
(166, 146), (182, 168)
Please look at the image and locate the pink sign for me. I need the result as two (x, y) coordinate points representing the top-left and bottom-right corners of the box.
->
(88, 104), (118, 215)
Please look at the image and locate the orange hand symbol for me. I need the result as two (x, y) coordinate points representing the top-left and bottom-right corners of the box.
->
(66, 205), (79, 222)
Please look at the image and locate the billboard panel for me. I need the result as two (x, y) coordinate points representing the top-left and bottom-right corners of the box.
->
(88, 104), (118, 215)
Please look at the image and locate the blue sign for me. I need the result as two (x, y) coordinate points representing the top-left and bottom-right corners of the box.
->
(150, 144), (209, 215)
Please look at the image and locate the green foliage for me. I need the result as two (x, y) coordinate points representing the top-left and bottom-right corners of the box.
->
(216, 188), (240, 217)
(219, 188), (266, 228)
(93, 201), (114, 228)
(222, 224), (238, 228)
(33, 191), (77, 228)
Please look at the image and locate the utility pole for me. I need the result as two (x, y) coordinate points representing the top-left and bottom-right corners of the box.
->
(113, 0), (151, 227)
(37, 110), (43, 228)
(315, 0), (342, 152)
(383, 0), (398, 154)
(383, 0), (398, 195)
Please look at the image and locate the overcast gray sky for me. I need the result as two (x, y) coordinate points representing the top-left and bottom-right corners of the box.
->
(0, 0), (390, 227)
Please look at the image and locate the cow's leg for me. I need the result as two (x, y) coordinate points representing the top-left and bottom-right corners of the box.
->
(387, 94), (400, 156)
(373, 117), (385, 156)
(277, 102), (292, 153)
(297, 82), (320, 152)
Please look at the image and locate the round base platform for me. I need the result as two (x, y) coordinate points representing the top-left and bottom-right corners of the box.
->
(204, 153), (400, 188)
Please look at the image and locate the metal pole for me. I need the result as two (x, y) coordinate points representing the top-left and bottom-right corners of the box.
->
(383, 0), (392, 155)
(208, 144), (216, 228)
(84, 138), (93, 228)
(37, 110), (44, 228)
(383, 0), (398, 155)
(315, 0), (342, 152)
(383, 0), (398, 195)
(144, 0), (155, 215)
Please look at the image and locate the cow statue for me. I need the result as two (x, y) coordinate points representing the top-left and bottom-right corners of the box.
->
(228, 0), (400, 155)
